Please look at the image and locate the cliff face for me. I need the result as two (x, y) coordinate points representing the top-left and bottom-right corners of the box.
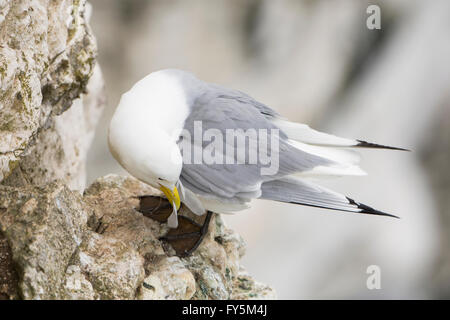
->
(0, 1), (275, 300)
(0, 0), (101, 190)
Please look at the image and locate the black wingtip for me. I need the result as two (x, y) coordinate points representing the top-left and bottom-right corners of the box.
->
(346, 197), (400, 219)
(356, 140), (410, 152)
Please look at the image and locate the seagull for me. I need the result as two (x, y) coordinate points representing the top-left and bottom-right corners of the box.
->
(108, 69), (406, 233)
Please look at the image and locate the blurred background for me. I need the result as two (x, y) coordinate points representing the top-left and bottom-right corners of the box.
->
(87, 0), (450, 299)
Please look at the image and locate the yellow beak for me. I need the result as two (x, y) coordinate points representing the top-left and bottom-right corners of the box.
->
(159, 185), (181, 210)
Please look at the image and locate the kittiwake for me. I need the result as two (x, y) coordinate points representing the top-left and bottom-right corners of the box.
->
(108, 69), (406, 230)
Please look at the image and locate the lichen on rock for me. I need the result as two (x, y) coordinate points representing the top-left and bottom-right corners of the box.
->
(0, 182), (90, 299)
(0, 0), (101, 188)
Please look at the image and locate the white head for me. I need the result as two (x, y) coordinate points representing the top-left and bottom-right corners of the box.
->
(108, 69), (204, 225)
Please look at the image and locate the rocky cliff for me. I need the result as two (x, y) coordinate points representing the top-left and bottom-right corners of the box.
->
(0, 0), (275, 300)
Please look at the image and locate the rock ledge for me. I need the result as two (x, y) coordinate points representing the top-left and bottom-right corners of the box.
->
(0, 174), (276, 300)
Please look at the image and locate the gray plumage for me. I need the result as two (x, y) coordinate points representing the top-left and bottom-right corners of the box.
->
(179, 86), (331, 203)
(260, 177), (398, 218)
(165, 69), (401, 217)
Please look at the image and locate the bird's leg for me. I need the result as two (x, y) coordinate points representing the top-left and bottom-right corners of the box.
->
(159, 211), (213, 257)
(192, 210), (213, 253)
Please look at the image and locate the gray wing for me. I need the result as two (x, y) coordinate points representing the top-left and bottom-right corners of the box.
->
(207, 83), (281, 119)
(178, 89), (332, 204)
(260, 177), (398, 218)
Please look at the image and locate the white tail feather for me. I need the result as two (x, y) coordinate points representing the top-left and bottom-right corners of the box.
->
(273, 119), (358, 147)
(274, 118), (408, 151)
(288, 139), (367, 177)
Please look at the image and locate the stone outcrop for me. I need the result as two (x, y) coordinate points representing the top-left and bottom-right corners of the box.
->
(0, 0), (101, 190)
(0, 174), (276, 299)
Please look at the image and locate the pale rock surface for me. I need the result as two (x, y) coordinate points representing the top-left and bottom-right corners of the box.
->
(0, 0), (102, 190)
(0, 175), (276, 299)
